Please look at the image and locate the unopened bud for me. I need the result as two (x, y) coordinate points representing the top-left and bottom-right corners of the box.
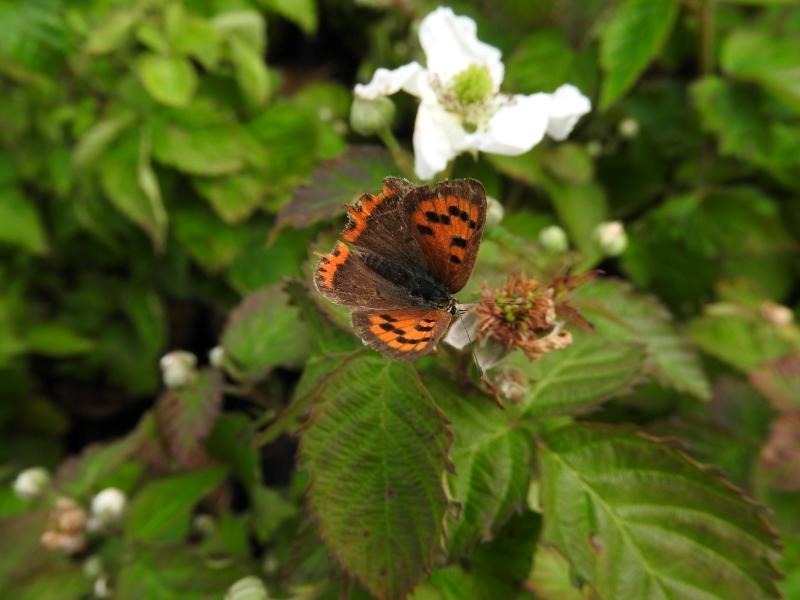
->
(159, 350), (197, 389)
(91, 487), (127, 526)
(225, 576), (269, 600)
(585, 140), (603, 157)
(209, 345), (226, 368)
(538, 225), (568, 253)
(349, 96), (396, 136)
(594, 221), (627, 257)
(13, 467), (50, 500)
(485, 196), (504, 228)
(761, 302), (794, 326)
(618, 118), (640, 139)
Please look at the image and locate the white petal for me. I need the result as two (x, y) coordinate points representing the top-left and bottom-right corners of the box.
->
(413, 101), (469, 179)
(354, 62), (429, 100)
(443, 311), (478, 350)
(546, 84), (591, 141)
(475, 93), (550, 155)
(419, 7), (504, 91)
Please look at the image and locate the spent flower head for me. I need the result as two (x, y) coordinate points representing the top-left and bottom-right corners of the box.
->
(354, 7), (591, 179)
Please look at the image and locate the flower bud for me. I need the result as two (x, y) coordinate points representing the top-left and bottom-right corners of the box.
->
(83, 555), (103, 579)
(485, 196), (504, 228)
(159, 350), (197, 389)
(760, 302), (794, 327)
(585, 140), (603, 157)
(225, 576), (269, 600)
(594, 221), (627, 257)
(208, 345), (226, 368)
(618, 118), (640, 139)
(349, 96), (396, 136)
(538, 225), (568, 253)
(13, 467), (50, 500)
(91, 487), (127, 526)
(94, 577), (112, 599)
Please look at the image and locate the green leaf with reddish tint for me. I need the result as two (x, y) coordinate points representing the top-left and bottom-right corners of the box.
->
(300, 356), (451, 600)
(156, 369), (223, 468)
(222, 284), (310, 380)
(275, 145), (394, 232)
(539, 424), (781, 599)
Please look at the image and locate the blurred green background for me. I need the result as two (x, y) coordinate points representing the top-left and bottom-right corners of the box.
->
(1, 0), (799, 598)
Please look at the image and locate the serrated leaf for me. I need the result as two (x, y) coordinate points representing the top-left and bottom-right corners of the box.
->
(276, 145), (394, 231)
(516, 336), (645, 417)
(425, 376), (533, 559)
(156, 369), (223, 468)
(527, 545), (594, 600)
(574, 279), (711, 400)
(126, 467), (226, 542)
(722, 29), (800, 112)
(599, 0), (679, 109)
(136, 53), (197, 108)
(222, 284), (310, 380)
(539, 424), (781, 599)
(300, 355), (451, 600)
(0, 185), (47, 254)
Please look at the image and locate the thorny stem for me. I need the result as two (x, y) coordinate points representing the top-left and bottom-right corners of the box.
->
(378, 127), (416, 179)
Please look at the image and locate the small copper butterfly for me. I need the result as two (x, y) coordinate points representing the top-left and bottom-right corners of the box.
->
(314, 177), (487, 360)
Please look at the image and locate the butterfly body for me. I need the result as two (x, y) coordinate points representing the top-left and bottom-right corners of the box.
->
(315, 177), (486, 361)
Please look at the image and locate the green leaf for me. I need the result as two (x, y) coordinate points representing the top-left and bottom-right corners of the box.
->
(251, 485), (298, 542)
(722, 29), (800, 112)
(222, 284), (310, 380)
(136, 53), (198, 108)
(505, 29), (586, 94)
(691, 77), (800, 187)
(156, 369), (223, 468)
(194, 172), (264, 224)
(411, 565), (518, 600)
(23, 323), (93, 355)
(211, 10), (266, 53)
(72, 111), (135, 169)
(0, 185), (47, 254)
(527, 545), (594, 600)
(750, 355), (800, 412)
(173, 207), (250, 271)
(126, 467), (226, 542)
(541, 178), (607, 262)
(516, 336), (645, 417)
(470, 510), (541, 585)
(229, 35), (269, 107)
(276, 145), (394, 231)
(84, 9), (138, 54)
(574, 279), (711, 400)
(226, 228), (308, 294)
(151, 117), (245, 176)
(301, 356), (451, 600)
(259, 0), (318, 34)
(99, 134), (167, 249)
(690, 312), (791, 373)
(165, 6), (221, 69)
(538, 424), (781, 599)
(599, 0), (679, 109)
(206, 413), (259, 489)
(425, 376), (533, 559)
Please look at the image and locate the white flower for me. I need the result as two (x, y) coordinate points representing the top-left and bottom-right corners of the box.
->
(159, 350), (197, 389)
(91, 487), (127, 525)
(225, 576), (268, 600)
(354, 7), (591, 179)
(13, 467), (50, 500)
(594, 221), (628, 256)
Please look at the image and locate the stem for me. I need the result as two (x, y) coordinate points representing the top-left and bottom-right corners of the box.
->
(377, 127), (415, 179)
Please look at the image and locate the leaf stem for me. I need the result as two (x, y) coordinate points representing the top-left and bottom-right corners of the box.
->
(377, 127), (415, 179)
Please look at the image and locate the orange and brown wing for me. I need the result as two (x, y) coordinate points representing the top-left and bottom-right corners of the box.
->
(315, 241), (411, 310)
(352, 308), (453, 361)
(403, 179), (486, 293)
(341, 176), (426, 266)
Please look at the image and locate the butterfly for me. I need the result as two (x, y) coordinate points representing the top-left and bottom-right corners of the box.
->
(314, 177), (487, 361)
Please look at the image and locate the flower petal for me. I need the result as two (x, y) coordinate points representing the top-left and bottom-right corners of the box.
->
(353, 61), (430, 100)
(475, 93), (550, 155)
(546, 84), (591, 141)
(413, 100), (469, 179)
(419, 7), (503, 91)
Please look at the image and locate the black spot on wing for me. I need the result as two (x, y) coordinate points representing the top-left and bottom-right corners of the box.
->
(417, 224), (435, 236)
(451, 236), (468, 248)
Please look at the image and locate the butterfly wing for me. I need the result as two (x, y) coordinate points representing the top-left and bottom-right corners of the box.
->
(341, 176), (427, 266)
(315, 241), (411, 310)
(403, 179), (487, 293)
(352, 308), (453, 361)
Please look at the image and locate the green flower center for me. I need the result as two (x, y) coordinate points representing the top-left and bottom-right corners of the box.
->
(450, 64), (493, 106)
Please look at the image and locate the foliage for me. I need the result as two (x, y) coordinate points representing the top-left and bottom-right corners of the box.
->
(1, 1), (799, 599)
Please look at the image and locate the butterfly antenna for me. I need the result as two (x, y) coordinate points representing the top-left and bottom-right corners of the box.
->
(457, 310), (504, 410)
